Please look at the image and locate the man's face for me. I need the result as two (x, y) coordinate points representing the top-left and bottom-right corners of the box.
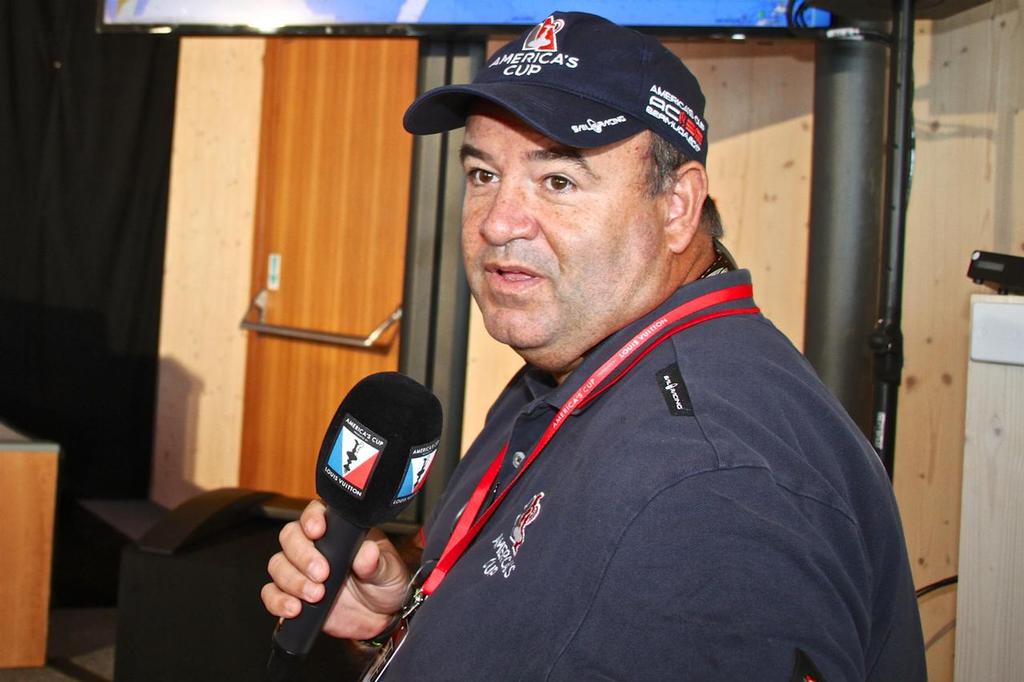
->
(460, 105), (677, 378)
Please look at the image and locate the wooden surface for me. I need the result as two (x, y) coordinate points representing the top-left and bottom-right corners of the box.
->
(0, 442), (58, 668)
(461, 304), (525, 450)
(238, 38), (418, 497)
(675, 39), (815, 347)
(152, 38), (265, 508)
(895, 5), (1024, 679)
(955, 295), (1024, 680)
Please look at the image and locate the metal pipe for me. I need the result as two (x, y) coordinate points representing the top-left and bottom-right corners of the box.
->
(804, 20), (890, 439)
(871, 0), (916, 477)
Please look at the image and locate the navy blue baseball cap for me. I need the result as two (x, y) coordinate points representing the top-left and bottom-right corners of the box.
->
(403, 11), (709, 165)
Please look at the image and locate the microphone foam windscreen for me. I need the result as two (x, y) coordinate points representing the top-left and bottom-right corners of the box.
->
(315, 372), (443, 528)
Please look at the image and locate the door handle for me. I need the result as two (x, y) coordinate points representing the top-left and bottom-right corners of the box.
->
(240, 289), (402, 349)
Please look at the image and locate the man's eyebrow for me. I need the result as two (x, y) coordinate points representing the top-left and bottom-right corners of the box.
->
(528, 145), (599, 180)
(459, 143), (492, 165)
(459, 142), (599, 181)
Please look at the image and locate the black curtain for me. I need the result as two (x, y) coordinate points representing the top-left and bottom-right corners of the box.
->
(0, 0), (179, 499)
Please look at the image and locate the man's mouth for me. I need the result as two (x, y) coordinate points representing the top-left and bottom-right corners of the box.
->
(495, 268), (536, 281)
(487, 261), (540, 277)
(484, 262), (544, 291)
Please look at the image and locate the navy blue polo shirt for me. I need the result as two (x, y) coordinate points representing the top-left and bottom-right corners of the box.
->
(382, 270), (925, 681)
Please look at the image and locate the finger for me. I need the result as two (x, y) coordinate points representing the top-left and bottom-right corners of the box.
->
(299, 499), (328, 539)
(347, 533), (411, 612)
(368, 529), (410, 584)
(349, 537), (384, 582)
(268, 546), (326, 604)
(279, 521), (329, 583)
(261, 581), (302, 619)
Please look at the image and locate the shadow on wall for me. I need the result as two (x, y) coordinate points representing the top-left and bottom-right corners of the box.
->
(151, 356), (206, 506)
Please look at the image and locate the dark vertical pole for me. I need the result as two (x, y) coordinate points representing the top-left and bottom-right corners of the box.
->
(401, 40), (450, 386)
(400, 40), (484, 525)
(421, 41), (484, 514)
(871, 0), (915, 478)
(804, 21), (889, 439)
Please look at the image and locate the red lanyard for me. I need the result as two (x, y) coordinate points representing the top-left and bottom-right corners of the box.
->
(421, 284), (758, 595)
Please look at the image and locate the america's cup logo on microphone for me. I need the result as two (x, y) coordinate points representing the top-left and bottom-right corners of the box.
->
(325, 414), (385, 498)
(393, 438), (440, 505)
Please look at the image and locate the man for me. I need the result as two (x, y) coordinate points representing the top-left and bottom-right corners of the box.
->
(262, 11), (926, 680)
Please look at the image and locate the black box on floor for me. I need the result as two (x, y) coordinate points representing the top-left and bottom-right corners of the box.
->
(115, 489), (369, 682)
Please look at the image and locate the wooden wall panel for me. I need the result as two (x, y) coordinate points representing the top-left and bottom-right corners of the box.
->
(676, 40), (816, 347)
(896, 3), (1024, 680)
(955, 295), (1024, 680)
(152, 38), (265, 509)
(462, 304), (525, 450)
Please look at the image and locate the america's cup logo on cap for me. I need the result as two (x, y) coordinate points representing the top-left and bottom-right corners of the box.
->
(523, 15), (564, 52)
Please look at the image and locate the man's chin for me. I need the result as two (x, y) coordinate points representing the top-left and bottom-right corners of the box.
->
(481, 309), (546, 344)
(492, 331), (549, 355)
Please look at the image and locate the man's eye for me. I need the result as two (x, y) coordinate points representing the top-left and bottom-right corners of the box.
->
(468, 168), (497, 185)
(544, 175), (575, 192)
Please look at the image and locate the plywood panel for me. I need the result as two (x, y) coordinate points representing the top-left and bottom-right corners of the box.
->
(674, 40), (815, 347)
(0, 446), (58, 668)
(461, 38), (815, 452)
(152, 38), (265, 508)
(895, 4), (1024, 680)
(461, 304), (525, 451)
(955, 295), (1024, 680)
(239, 38), (418, 497)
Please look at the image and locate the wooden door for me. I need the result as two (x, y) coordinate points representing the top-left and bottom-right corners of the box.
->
(239, 37), (419, 497)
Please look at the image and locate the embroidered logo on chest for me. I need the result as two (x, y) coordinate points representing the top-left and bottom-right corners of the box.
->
(482, 492), (545, 579)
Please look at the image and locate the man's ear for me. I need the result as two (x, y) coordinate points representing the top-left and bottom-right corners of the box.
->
(664, 161), (708, 254)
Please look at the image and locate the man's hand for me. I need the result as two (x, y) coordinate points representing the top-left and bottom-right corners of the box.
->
(261, 499), (412, 640)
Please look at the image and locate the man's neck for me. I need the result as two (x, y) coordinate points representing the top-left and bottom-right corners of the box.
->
(673, 233), (718, 289)
(547, 240), (722, 386)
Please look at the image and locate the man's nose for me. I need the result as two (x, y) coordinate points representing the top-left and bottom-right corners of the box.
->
(477, 183), (539, 246)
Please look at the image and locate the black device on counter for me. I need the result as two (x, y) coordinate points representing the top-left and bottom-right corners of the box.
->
(968, 250), (1024, 295)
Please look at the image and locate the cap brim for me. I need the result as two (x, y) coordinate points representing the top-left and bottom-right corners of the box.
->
(403, 81), (648, 149)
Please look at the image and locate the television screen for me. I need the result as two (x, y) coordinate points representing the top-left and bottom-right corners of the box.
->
(99, 1), (832, 34)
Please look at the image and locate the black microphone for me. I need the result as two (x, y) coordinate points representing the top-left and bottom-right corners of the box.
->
(267, 372), (443, 681)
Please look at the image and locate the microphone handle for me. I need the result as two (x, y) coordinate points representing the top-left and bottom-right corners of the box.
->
(272, 505), (367, 658)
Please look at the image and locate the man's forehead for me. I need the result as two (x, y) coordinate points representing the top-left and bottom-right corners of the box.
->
(464, 101), (648, 161)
